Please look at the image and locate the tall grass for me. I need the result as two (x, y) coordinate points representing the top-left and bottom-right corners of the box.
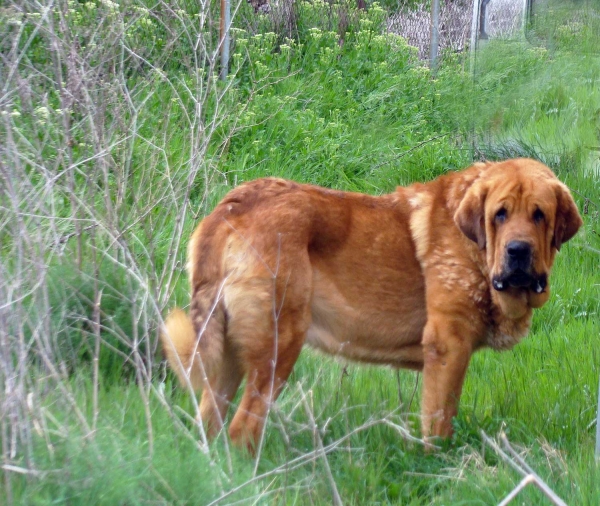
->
(1, 0), (599, 503)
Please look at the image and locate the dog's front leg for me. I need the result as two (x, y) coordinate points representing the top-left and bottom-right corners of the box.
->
(420, 316), (474, 441)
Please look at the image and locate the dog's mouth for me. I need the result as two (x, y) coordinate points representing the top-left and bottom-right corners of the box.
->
(492, 270), (547, 294)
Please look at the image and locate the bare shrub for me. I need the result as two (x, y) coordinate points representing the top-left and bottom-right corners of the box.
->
(0, 0), (244, 489)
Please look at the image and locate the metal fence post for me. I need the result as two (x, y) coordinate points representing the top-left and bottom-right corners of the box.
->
(522, 0), (530, 33)
(470, 0), (480, 73)
(429, 0), (440, 69)
(220, 0), (231, 81)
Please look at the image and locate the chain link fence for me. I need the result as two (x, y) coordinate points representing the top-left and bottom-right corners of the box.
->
(387, 0), (471, 59)
(387, 0), (526, 61)
(233, 0), (599, 66)
(482, 0), (525, 38)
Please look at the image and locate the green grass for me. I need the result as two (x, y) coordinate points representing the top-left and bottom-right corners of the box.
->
(1, 0), (600, 504)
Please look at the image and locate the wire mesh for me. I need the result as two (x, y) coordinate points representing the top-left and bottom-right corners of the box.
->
(387, 0), (526, 61)
(387, 0), (471, 59)
(482, 0), (525, 39)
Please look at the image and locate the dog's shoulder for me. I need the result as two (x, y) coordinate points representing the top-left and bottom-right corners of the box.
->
(401, 163), (486, 262)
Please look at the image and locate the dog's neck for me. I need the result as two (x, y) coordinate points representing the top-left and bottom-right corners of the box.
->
(487, 293), (533, 350)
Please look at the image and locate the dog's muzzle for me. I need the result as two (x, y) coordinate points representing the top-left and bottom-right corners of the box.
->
(492, 241), (547, 294)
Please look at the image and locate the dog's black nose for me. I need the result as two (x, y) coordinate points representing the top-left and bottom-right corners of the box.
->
(506, 241), (531, 259)
(506, 241), (532, 271)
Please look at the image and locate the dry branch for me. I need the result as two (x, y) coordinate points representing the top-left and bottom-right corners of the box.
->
(480, 431), (567, 506)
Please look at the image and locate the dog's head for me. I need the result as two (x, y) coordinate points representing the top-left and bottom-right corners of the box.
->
(454, 159), (582, 315)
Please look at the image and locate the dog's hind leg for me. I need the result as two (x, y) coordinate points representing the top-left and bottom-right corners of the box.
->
(224, 254), (312, 453)
(228, 318), (308, 454)
(198, 340), (244, 439)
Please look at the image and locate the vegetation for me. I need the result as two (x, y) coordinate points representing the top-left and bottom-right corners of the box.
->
(1, 0), (598, 503)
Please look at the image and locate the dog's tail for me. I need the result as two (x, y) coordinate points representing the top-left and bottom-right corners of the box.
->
(161, 220), (230, 392)
(161, 308), (205, 391)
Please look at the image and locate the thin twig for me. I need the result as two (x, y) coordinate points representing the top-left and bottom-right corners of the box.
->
(301, 389), (343, 506)
(1, 464), (45, 477)
(480, 431), (567, 506)
(92, 288), (103, 433)
(498, 475), (536, 506)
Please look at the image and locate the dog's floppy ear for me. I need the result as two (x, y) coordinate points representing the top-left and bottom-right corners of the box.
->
(454, 184), (487, 249)
(552, 183), (583, 251)
(454, 182), (487, 250)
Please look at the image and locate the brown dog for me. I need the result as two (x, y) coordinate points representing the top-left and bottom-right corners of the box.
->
(161, 158), (582, 451)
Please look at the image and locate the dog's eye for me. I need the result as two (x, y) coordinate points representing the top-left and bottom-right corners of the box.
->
(495, 208), (507, 223)
(533, 209), (545, 223)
